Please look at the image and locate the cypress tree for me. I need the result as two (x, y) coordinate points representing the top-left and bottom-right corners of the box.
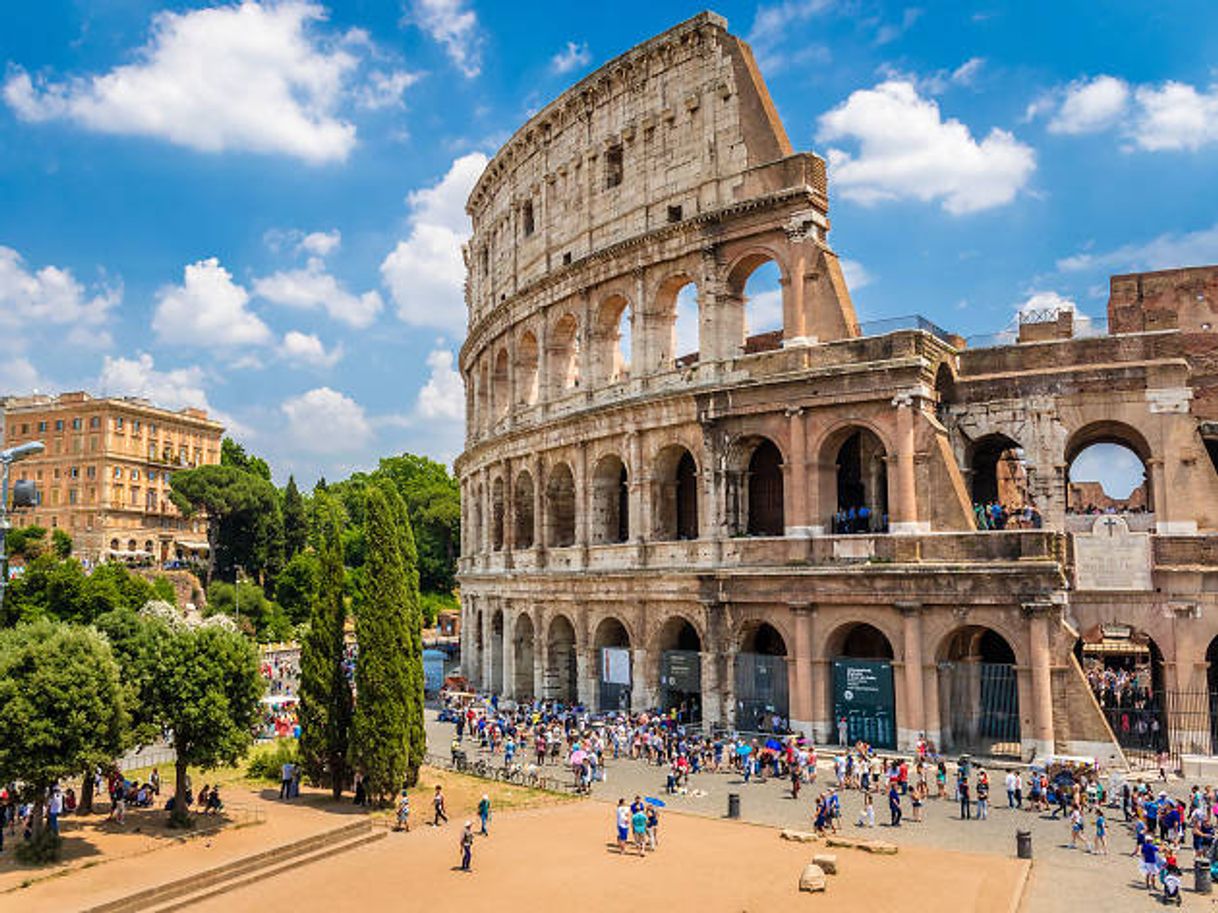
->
(282, 476), (308, 561)
(350, 486), (410, 805)
(297, 493), (353, 798)
(380, 481), (426, 787)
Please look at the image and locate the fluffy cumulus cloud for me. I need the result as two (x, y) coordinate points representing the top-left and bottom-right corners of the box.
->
(0, 245), (118, 350)
(816, 80), (1036, 214)
(747, 0), (834, 71)
(97, 353), (213, 414)
(1048, 75), (1130, 135)
(407, 0), (482, 78)
(415, 347), (464, 420)
(352, 69), (420, 111)
(550, 42), (591, 75)
(299, 229), (342, 257)
(380, 152), (488, 333)
(279, 330), (343, 368)
(1, 1), (403, 164)
(0, 357), (48, 393)
(153, 257), (273, 348)
(1057, 222), (1218, 274)
(254, 257), (383, 328)
(1036, 74), (1218, 152)
(281, 386), (372, 454)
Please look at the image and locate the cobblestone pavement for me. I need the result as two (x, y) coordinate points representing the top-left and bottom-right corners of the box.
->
(426, 714), (1216, 912)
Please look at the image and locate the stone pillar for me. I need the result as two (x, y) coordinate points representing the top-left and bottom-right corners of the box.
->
(532, 454), (545, 562)
(700, 649), (723, 726)
(890, 393), (925, 534)
(922, 656), (942, 750)
(631, 646), (651, 712)
(790, 603), (815, 738)
(576, 644), (594, 707)
(532, 612), (546, 700)
(1170, 602), (1208, 754)
(481, 604), (494, 692)
(632, 267), (648, 381)
(576, 444), (589, 560)
(781, 248), (810, 345)
(786, 408), (811, 536)
(1024, 601), (1056, 758)
(899, 602), (925, 750)
(502, 608), (516, 701)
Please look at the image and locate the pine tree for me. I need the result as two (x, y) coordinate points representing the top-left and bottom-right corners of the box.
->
(297, 493), (352, 798)
(282, 476), (309, 561)
(380, 481), (426, 787)
(350, 486), (411, 805)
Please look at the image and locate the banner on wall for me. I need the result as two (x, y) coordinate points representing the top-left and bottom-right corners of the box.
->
(601, 647), (631, 685)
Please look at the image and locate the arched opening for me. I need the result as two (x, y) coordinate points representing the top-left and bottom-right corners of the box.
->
(937, 626), (1021, 757)
(548, 313), (580, 397)
(653, 445), (699, 540)
(591, 295), (631, 386)
(517, 331), (539, 406)
(477, 361), (490, 432)
(934, 362), (956, 422)
(654, 275), (699, 371)
(828, 428), (888, 533)
(513, 471), (535, 549)
(545, 462), (576, 547)
(657, 616), (702, 723)
(490, 476), (505, 552)
(513, 613), (535, 699)
(829, 622), (896, 749)
(746, 438), (785, 536)
(492, 348), (509, 419)
(735, 621), (789, 731)
(727, 255), (784, 354)
(1066, 424), (1152, 517)
(1077, 624), (1166, 761)
(471, 484), (483, 553)
(593, 617), (632, 712)
(969, 434), (1033, 528)
(490, 609), (504, 695)
(591, 454), (629, 544)
(546, 614), (578, 703)
(474, 608), (484, 676)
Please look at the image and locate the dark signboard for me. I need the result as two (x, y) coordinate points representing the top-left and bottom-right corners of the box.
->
(662, 650), (701, 692)
(832, 658), (896, 749)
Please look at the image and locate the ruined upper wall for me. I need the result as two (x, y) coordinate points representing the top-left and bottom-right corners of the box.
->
(1108, 265), (1218, 334)
(463, 11), (809, 326)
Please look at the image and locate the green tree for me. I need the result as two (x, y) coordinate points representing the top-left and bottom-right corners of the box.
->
(205, 579), (290, 642)
(4, 524), (48, 561)
(0, 620), (127, 858)
(170, 464), (283, 585)
(282, 476), (309, 561)
(51, 528), (72, 559)
(142, 616), (263, 826)
(297, 493), (353, 798)
(221, 437), (272, 481)
(274, 551), (319, 627)
(350, 487), (410, 805)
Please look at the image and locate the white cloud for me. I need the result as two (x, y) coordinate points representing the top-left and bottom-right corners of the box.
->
(353, 68), (421, 111)
(1048, 75), (1129, 135)
(280, 330), (342, 368)
(407, 0), (482, 78)
(281, 386), (372, 454)
(747, 1), (834, 71)
(951, 57), (985, 87)
(153, 257), (273, 348)
(0, 245), (118, 352)
(97, 353), (214, 415)
(415, 347), (464, 420)
(1016, 291), (1097, 335)
(299, 229), (342, 257)
(4, 1), (364, 164)
(380, 152), (487, 333)
(816, 80), (1036, 214)
(550, 42), (591, 75)
(840, 257), (873, 289)
(874, 7), (923, 46)
(0, 357), (49, 393)
(1132, 81), (1218, 151)
(1057, 223), (1218, 274)
(254, 257), (383, 328)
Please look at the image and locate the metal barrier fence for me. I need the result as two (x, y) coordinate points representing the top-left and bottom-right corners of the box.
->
(424, 752), (572, 793)
(1098, 690), (1218, 769)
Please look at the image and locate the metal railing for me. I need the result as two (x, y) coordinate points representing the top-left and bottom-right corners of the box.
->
(424, 751), (572, 793)
(857, 315), (954, 344)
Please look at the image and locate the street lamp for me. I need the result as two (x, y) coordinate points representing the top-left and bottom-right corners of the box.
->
(0, 440), (46, 621)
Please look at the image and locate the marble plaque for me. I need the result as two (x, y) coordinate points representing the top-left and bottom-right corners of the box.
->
(1073, 516), (1153, 591)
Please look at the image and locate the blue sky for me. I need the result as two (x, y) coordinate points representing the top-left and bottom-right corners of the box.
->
(1, 1), (1216, 489)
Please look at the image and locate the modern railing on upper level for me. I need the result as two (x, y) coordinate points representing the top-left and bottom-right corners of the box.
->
(858, 315), (955, 345)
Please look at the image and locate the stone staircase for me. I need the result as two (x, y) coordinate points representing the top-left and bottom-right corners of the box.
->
(82, 819), (385, 913)
(1051, 650), (1128, 768)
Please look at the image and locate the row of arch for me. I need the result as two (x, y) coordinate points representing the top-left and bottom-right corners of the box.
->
(471, 257), (785, 430)
(472, 608), (1023, 752)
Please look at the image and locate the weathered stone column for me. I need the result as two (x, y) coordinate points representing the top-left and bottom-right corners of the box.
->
(1024, 601), (1056, 758)
(922, 655), (942, 750)
(780, 251), (808, 344)
(503, 458), (514, 567)
(532, 453), (545, 564)
(532, 611), (546, 699)
(899, 602), (925, 749)
(890, 393), (922, 534)
(576, 643), (594, 707)
(790, 603), (815, 738)
(786, 407), (811, 536)
(631, 645), (651, 712)
(502, 607), (516, 700)
(481, 603), (494, 692)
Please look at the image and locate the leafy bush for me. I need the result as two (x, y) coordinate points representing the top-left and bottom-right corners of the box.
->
(206, 580), (291, 643)
(246, 739), (300, 781)
(420, 590), (457, 628)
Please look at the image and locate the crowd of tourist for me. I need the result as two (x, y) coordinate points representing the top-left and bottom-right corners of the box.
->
(972, 501), (1044, 530)
(829, 506), (887, 534)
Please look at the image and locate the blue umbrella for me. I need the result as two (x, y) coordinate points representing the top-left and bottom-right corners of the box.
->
(765, 738), (782, 751)
(644, 796), (667, 807)
(737, 744), (753, 755)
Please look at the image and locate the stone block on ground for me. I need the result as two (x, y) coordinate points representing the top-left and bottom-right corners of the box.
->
(861, 840), (898, 855)
(799, 863), (827, 892)
(812, 853), (837, 874)
(780, 828), (818, 843)
(825, 836), (862, 849)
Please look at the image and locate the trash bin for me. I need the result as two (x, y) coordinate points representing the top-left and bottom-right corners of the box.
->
(1015, 829), (1032, 859)
(1197, 859), (1213, 894)
(727, 793), (740, 819)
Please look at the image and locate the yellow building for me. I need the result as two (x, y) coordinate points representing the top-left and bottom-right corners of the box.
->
(1, 391), (224, 565)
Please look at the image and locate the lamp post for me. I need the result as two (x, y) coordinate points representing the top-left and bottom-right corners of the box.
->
(0, 441), (46, 622)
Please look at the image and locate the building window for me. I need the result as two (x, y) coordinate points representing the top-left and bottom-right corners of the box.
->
(87, 488), (95, 504)
(130, 486), (140, 506)
(147, 470), (157, 482)
(53, 468), (61, 479)
(55, 420), (64, 431)
(667, 204), (683, 223)
(72, 418), (82, 430)
(70, 466), (79, 478)
(86, 465), (95, 479)
(131, 468), (140, 481)
(90, 436), (99, 452)
(522, 200), (535, 237)
(114, 467), (123, 479)
(133, 420), (141, 433)
(37, 421), (47, 432)
(149, 422), (157, 435)
(90, 416), (100, 429)
(115, 416), (124, 430)
(605, 144), (624, 189)
(19, 423), (28, 434)
(69, 489), (78, 505)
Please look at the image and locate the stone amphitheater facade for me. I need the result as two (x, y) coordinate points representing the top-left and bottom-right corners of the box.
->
(456, 12), (1218, 765)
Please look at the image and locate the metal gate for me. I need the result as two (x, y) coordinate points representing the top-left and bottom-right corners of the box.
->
(832, 658), (895, 749)
(735, 652), (789, 731)
(940, 661), (1020, 756)
(661, 650), (701, 723)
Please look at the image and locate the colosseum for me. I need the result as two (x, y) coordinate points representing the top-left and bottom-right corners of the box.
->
(455, 11), (1218, 767)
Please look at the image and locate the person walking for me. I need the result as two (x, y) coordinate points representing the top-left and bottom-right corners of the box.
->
(395, 790), (410, 832)
(1069, 804), (1089, 852)
(477, 794), (491, 836)
(279, 760), (295, 800)
(459, 822), (474, 871)
(432, 785), (448, 827)
(1094, 808), (1108, 855)
(888, 782), (902, 827)
(838, 716), (849, 747)
(959, 776), (972, 820)
(976, 772), (990, 820)
(631, 804), (649, 857)
(1005, 770), (1017, 809)
(646, 803), (659, 850)
(615, 799), (630, 854)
